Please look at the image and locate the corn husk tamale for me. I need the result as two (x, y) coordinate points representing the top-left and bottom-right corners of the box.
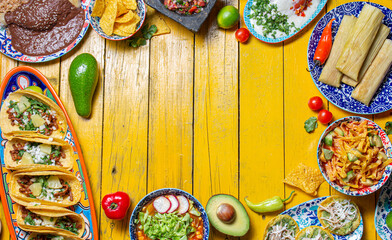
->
(352, 39), (392, 105)
(336, 4), (384, 81)
(342, 24), (390, 87)
(319, 15), (357, 87)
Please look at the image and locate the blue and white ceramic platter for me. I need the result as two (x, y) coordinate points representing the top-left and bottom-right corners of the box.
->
(244, 0), (328, 43)
(317, 116), (392, 196)
(129, 188), (209, 240)
(376, 178), (392, 239)
(89, 0), (146, 40)
(308, 2), (392, 114)
(0, 0), (91, 63)
(281, 196), (363, 240)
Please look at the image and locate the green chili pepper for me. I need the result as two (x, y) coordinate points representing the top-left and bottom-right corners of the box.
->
(244, 191), (295, 213)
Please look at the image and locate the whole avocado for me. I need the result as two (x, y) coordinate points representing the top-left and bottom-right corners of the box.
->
(69, 53), (98, 118)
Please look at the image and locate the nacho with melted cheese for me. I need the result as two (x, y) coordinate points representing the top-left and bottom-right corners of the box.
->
(17, 205), (85, 237)
(0, 90), (67, 140)
(264, 215), (299, 240)
(10, 170), (81, 207)
(317, 196), (361, 235)
(5, 137), (74, 171)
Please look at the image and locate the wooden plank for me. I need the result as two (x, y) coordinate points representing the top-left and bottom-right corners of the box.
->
(326, 0), (377, 239)
(239, 0), (285, 237)
(59, 28), (105, 236)
(283, 6), (330, 211)
(23, 60), (61, 94)
(147, 19), (194, 192)
(193, 0), (239, 238)
(101, 39), (150, 238)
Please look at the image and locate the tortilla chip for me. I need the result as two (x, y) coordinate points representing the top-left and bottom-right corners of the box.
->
(92, 0), (105, 17)
(283, 163), (325, 196)
(145, 13), (170, 36)
(100, 0), (118, 35)
(122, 0), (137, 10)
(113, 14), (140, 35)
(115, 10), (134, 23)
(117, 0), (128, 17)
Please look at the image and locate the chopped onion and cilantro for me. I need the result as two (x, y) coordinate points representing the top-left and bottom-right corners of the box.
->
(248, 0), (299, 39)
(265, 218), (297, 240)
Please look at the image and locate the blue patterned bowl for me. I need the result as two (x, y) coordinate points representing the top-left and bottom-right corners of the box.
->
(308, 2), (392, 114)
(281, 196), (363, 240)
(129, 188), (209, 240)
(375, 177), (392, 240)
(317, 116), (392, 196)
(89, 0), (146, 40)
(0, 0), (91, 63)
(243, 0), (328, 43)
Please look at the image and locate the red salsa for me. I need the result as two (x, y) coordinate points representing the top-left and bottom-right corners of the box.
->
(163, 0), (207, 15)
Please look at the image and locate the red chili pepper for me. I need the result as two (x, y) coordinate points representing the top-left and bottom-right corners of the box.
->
(189, 6), (198, 14)
(308, 18), (335, 72)
(102, 191), (131, 220)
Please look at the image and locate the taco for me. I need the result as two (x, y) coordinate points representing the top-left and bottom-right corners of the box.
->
(263, 215), (299, 240)
(5, 137), (74, 171)
(10, 170), (81, 207)
(317, 196), (361, 235)
(17, 205), (85, 237)
(295, 226), (334, 240)
(28, 233), (83, 240)
(0, 90), (67, 140)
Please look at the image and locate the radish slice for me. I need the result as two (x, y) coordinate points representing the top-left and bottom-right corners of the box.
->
(177, 195), (190, 214)
(167, 195), (179, 213)
(153, 196), (171, 213)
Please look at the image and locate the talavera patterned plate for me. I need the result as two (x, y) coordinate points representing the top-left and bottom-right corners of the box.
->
(376, 178), (392, 239)
(281, 196), (363, 240)
(308, 2), (392, 114)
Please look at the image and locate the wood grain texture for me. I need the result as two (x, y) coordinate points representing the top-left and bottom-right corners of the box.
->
(193, 0), (239, 238)
(101, 38), (150, 239)
(148, 19), (194, 192)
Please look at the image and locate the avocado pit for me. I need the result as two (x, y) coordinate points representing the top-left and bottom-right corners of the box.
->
(217, 203), (236, 223)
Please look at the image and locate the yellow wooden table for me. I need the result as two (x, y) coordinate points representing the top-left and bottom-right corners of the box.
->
(0, 0), (391, 239)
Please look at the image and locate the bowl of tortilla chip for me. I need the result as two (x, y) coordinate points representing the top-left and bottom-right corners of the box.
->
(89, 0), (146, 40)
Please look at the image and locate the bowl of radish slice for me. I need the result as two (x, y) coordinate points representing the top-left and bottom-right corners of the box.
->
(129, 188), (209, 240)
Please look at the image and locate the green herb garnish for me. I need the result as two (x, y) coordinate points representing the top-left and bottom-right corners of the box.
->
(128, 24), (158, 48)
(304, 117), (318, 133)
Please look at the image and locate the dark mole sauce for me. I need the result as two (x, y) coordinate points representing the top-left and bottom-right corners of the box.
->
(5, 0), (85, 56)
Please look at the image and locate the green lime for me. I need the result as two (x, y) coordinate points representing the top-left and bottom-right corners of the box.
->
(25, 86), (43, 94)
(387, 211), (392, 230)
(217, 6), (240, 29)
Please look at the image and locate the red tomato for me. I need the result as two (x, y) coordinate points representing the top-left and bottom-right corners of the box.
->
(318, 109), (333, 124)
(235, 28), (250, 43)
(308, 96), (323, 111)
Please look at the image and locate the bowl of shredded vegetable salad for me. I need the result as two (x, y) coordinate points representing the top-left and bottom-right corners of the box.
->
(129, 188), (209, 240)
(317, 116), (392, 196)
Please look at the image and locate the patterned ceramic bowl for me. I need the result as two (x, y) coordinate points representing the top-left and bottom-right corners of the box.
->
(88, 0), (146, 40)
(317, 116), (392, 196)
(129, 188), (209, 240)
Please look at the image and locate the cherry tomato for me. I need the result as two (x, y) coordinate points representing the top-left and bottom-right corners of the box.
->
(235, 28), (250, 43)
(318, 109), (333, 124)
(308, 96), (323, 111)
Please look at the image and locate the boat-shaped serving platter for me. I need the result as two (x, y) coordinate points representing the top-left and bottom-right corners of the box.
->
(0, 66), (98, 240)
(281, 196), (363, 240)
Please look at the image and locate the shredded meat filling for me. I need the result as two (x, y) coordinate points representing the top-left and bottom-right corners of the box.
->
(10, 143), (24, 161)
(18, 176), (33, 196)
(54, 179), (73, 201)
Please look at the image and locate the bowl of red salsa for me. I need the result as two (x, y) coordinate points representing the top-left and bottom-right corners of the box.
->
(144, 0), (216, 32)
(129, 188), (209, 240)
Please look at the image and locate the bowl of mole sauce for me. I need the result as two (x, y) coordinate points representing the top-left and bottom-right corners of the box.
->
(0, 0), (90, 63)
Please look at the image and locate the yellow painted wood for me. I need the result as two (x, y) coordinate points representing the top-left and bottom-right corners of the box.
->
(239, 1), (285, 237)
(283, 8), (330, 215)
(193, 1), (239, 238)
(148, 19), (194, 192)
(59, 28), (105, 234)
(100, 38), (150, 239)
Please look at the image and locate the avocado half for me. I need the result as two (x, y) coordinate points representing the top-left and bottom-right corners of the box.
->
(206, 194), (250, 237)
